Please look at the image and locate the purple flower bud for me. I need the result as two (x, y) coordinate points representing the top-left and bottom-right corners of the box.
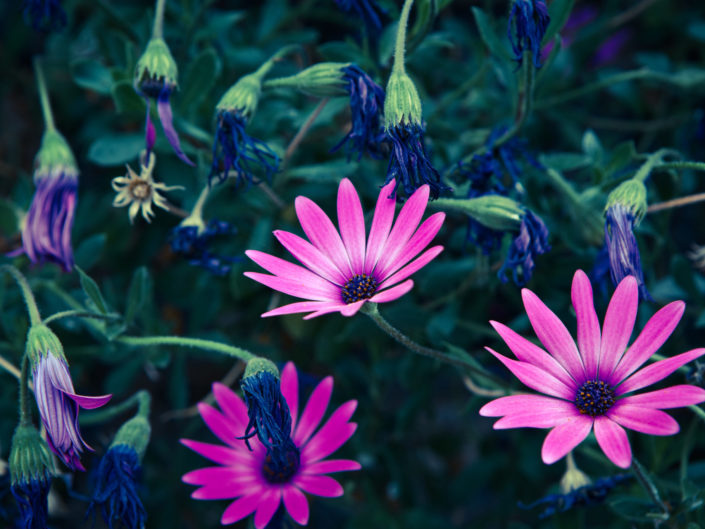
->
(508, 0), (551, 68)
(604, 203), (650, 300)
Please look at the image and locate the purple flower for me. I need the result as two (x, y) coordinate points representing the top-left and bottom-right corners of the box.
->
(33, 353), (111, 470)
(605, 203), (650, 300)
(170, 219), (242, 276)
(498, 209), (551, 286)
(508, 0), (551, 68)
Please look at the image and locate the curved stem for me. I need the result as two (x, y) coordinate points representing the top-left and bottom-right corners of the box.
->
(282, 98), (329, 170)
(33, 58), (56, 132)
(0, 354), (21, 381)
(1, 265), (42, 326)
(631, 457), (670, 517)
(656, 161), (705, 173)
(634, 149), (670, 182)
(361, 303), (504, 384)
(117, 335), (255, 363)
(43, 310), (120, 325)
(18, 356), (31, 426)
(393, 0), (415, 74)
(152, 0), (166, 39)
(648, 192), (705, 213)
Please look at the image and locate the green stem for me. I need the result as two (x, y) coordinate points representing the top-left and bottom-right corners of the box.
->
(1, 265), (42, 326)
(361, 303), (503, 383)
(43, 310), (121, 325)
(634, 149), (672, 182)
(117, 335), (255, 363)
(253, 45), (302, 83)
(80, 390), (150, 426)
(33, 58), (56, 133)
(393, 0), (415, 74)
(545, 167), (583, 205)
(656, 161), (705, 173)
(689, 405), (705, 424)
(648, 192), (705, 214)
(631, 457), (670, 517)
(18, 356), (31, 426)
(282, 98), (330, 170)
(152, 0), (167, 39)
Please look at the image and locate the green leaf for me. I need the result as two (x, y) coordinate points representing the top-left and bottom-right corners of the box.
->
(111, 80), (145, 115)
(125, 267), (150, 325)
(70, 59), (113, 95)
(603, 140), (636, 177)
(74, 233), (106, 270)
(75, 266), (109, 315)
(471, 7), (512, 62)
(582, 129), (604, 163)
(284, 161), (358, 182)
(178, 48), (221, 110)
(542, 0), (576, 45)
(539, 153), (592, 171)
(87, 134), (144, 166)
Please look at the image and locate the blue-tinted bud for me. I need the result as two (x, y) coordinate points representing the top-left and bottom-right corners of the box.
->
(22, 0), (67, 32)
(9, 425), (53, 529)
(604, 203), (650, 300)
(384, 70), (423, 130)
(498, 209), (550, 286)
(134, 38), (178, 98)
(508, 0), (551, 68)
(605, 179), (647, 224)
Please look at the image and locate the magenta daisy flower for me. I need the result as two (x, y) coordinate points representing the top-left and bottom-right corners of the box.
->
(480, 270), (705, 468)
(245, 178), (445, 318)
(181, 362), (360, 528)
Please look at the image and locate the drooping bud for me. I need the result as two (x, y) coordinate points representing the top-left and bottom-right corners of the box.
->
(605, 179), (647, 225)
(34, 129), (78, 180)
(434, 196), (524, 232)
(134, 38), (178, 98)
(264, 62), (350, 98)
(383, 70), (423, 130)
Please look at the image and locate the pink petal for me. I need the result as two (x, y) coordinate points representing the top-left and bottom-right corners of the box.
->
(295, 475), (344, 497)
(67, 393), (112, 409)
(486, 348), (576, 400)
(489, 321), (576, 390)
(305, 459), (362, 474)
(480, 394), (573, 416)
(373, 185), (430, 275)
(283, 486), (310, 525)
(294, 376), (333, 445)
(221, 494), (261, 525)
(375, 212), (445, 280)
(187, 474), (262, 499)
(522, 288), (585, 383)
(337, 179), (366, 273)
(616, 348), (705, 396)
(245, 250), (340, 297)
(608, 404), (679, 436)
(598, 276), (638, 379)
(369, 280), (414, 304)
(494, 409), (578, 429)
(274, 230), (347, 285)
(243, 272), (338, 302)
(254, 489), (281, 529)
(479, 394), (579, 429)
(301, 401), (358, 463)
(197, 403), (245, 449)
(594, 416), (632, 468)
(609, 301), (685, 385)
(262, 301), (346, 318)
(541, 415), (594, 464)
(339, 300), (364, 317)
(300, 304), (351, 319)
(180, 439), (250, 466)
(281, 362), (299, 431)
(182, 466), (251, 487)
(212, 383), (248, 430)
(378, 246), (443, 290)
(364, 180), (397, 275)
(572, 270), (601, 379)
(295, 196), (353, 277)
(619, 385), (705, 409)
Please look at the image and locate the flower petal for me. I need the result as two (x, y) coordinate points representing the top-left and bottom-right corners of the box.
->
(378, 246), (443, 290)
(212, 383), (249, 430)
(339, 300), (365, 317)
(304, 459), (362, 474)
(245, 250), (340, 297)
(295, 475), (344, 497)
(619, 385), (705, 409)
(599, 275), (638, 379)
(572, 270), (601, 379)
(616, 348), (705, 396)
(157, 92), (195, 166)
(281, 362), (299, 431)
(522, 288), (585, 383)
(294, 376), (333, 445)
(373, 185), (430, 275)
(489, 321), (576, 390)
(283, 486), (310, 525)
(337, 178), (366, 273)
(254, 489), (282, 529)
(295, 196), (353, 277)
(66, 393), (112, 409)
(486, 348), (576, 400)
(375, 212), (445, 280)
(243, 272), (338, 302)
(608, 404), (679, 436)
(301, 401), (358, 463)
(261, 301), (346, 318)
(364, 180), (398, 275)
(609, 301), (685, 385)
(197, 403), (246, 450)
(180, 439), (250, 466)
(593, 416), (632, 468)
(541, 415), (593, 464)
(274, 230), (347, 285)
(369, 280), (414, 304)
(221, 494), (261, 525)
(480, 394), (580, 429)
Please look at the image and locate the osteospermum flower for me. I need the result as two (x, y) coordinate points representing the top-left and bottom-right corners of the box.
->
(112, 154), (183, 223)
(480, 270), (705, 468)
(245, 178), (445, 318)
(181, 362), (360, 528)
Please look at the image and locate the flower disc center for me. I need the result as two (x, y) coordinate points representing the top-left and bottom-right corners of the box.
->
(262, 447), (300, 484)
(129, 180), (151, 200)
(341, 274), (378, 304)
(575, 380), (615, 417)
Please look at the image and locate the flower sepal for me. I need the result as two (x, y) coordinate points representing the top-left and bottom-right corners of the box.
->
(605, 179), (647, 225)
(9, 425), (53, 486)
(25, 324), (65, 368)
(35, 129), (78, 180)
(265, 62), (351, 98)
(111, 415), (151, 462)
(434, 196), (524, 232)
(384, 70), (423, 129)
(134, 38), (178, 97)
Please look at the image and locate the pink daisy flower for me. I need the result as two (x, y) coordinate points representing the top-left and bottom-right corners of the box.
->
(245, 178), (445, 318)
(181, 362), (361, 528)
(480, 270), (705, 468)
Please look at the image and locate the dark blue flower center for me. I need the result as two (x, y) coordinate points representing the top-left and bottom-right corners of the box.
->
(342, 274), (378, 304)
(262, 447), (300, 484)
(575, 380), (615, 416)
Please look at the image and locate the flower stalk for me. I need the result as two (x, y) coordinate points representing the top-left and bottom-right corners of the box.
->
(34, 58), (56, 133)
(117, 335), (255, 363)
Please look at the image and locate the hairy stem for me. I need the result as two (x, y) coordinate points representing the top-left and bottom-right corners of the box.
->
(282, 98), (329, 169)
(34, 58), (56, 132)
(117, 335), (255, 363)
(1, 265), (42, 326)
(152, 0), (167, 39)
(393, 0), (415, 74)
(631, 457), (670, 517)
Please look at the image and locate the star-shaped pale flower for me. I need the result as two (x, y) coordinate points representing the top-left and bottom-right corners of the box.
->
(111, 153), (182, 223)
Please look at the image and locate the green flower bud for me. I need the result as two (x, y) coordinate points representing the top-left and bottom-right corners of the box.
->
(384, 70), (423, 130)
(111, 415), (151, 462)
(433, 196), (524, 232)
(264, 63), (350, 98)
(605, 179), (648, 224)
(9, 425), (53, 486)
(216, 73), (264, 120)
(243, 357), (280, 381)
(35, 130), (77, 180)
(134, 37), (179, 96)
(25, 324), (65, 369)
